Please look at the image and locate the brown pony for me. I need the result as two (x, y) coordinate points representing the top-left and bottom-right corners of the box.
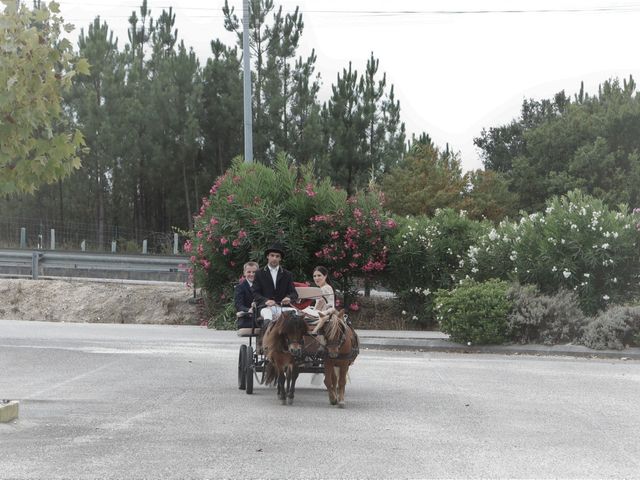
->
(263, 310), (307, 405)
(319, 309), (359, 408)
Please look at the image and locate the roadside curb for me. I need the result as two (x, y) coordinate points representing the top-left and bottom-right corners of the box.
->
(358, 336), (640, 360)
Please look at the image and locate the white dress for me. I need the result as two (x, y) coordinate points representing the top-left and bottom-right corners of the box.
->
(314, 284), (335, 312)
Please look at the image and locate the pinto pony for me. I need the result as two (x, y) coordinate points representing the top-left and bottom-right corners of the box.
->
(319, 309), (360, 408)
(263, 310), (307, 405)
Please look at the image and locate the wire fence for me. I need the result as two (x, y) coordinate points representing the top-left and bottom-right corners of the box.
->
(0, 217), (186, 255)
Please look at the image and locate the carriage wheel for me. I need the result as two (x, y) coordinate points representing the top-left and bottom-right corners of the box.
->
(238, 344), (247, 390)
(245, 345), (254, 394)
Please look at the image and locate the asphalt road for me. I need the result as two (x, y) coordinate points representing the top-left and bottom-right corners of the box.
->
(1, 320), (639, 479)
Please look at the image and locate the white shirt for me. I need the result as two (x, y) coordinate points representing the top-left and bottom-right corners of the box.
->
(268, 265), (279, 288)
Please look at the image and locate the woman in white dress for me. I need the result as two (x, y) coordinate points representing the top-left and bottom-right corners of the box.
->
(312, 266), (335, 313)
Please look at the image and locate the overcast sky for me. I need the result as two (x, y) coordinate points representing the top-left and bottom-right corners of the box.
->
(55, 0), (640, 171)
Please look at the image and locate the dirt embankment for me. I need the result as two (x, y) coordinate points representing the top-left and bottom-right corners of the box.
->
(0, 279), (200, 325)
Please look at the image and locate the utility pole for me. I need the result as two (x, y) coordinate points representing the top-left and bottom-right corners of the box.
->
(242, 0), (253, 163)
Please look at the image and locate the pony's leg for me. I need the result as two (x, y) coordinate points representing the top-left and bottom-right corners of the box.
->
(323, 363), (337, 405)
(277, 372), (287, 404)
(337, 364), (348, 408)
(284, 365), (293, 405)
(287, 365), (299, 405)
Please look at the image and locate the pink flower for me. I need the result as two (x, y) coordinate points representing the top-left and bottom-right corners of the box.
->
(232, 239), (241, 247)
(210, 217), (219, 225)
(222, 248), (230, 256)
(183, 240), (193, 253)
(386, 219), (397, 228)
(196, 230), (203, 239)
(227, 195), (234, 203)
(220, 237), (228, 245)
(200, 259), (211, 270)
(189, 256), (196, 263)
(305, 183), (316, 197)
(349, 303), (360, 312)
(197, 244), (204, 255)
(238, 230), (247, 239)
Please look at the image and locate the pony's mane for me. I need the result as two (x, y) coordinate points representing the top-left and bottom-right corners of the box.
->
(325, 310), (347, 341)
(263, 311), (306, 353)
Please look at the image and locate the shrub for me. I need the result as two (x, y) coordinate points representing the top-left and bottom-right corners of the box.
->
(463, 190), (640, 314)
(208, 301), (236, 330)
(582, 305), (640, 350)
(386, 209), (489, 325)
(507, 284), (587, 345)
(435, 279), (511, 344)
(186, 156), (396, 318)
(309, 187), (397, 305)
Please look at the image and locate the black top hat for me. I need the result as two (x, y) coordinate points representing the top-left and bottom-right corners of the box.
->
(265, 242), (286, 258)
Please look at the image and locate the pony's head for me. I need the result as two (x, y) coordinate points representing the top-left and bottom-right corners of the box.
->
(273, 310), (307, 357)
(323, 309), (349, 358)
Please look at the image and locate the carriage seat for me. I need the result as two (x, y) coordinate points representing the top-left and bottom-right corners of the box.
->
(236, 311), (261, 337)
(237, 327), (261, 337)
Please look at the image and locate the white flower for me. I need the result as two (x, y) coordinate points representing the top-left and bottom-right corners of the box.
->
(603, 295), (610, 301)
(552, 266), (558, 272)
(563, 270), (571, 279)
(488, 229), (499, 241)
(471, 267), (479, 274)
(613, 277), (618, 283)
(423, 288), (431, 296)
(561, 239), (565, 244)
(583, 273), (590, 278)
(601, 243), (610, 249)
(412, 315), (418, 321)
(613, 232), (619, 239)
(402, 310), (407, 315)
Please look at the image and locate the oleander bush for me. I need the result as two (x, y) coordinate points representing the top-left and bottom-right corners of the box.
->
(461, 190), (640, 314)
(582, 305), (640, 350)
(186, 157), (396, 324)
(507, 284), (587, 345)
(435, 279), (511, 344)
(386, 209), (488, 325)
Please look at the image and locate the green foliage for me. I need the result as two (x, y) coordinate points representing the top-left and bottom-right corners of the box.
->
(382, 142), (466, 217)
(0, 0), (87, 195)
(460, 169), (518, 222)
(475, 77), (640, 213)
(462, 190), (640, 314)
(208, 301), (237, 330)
(506, 284), (587, 345)
(309, 186), (397, 305)
(322, 56), (406, 195)
(582, 305), (640, 350)
(386, 209), (489, 325)
(435, 279), (511, 344)
(187, 157), (397, 310)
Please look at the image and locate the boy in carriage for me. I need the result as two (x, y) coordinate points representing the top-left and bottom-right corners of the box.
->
(251, 243), (299, 334)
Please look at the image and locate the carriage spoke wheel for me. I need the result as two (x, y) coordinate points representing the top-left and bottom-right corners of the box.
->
(238, 344), (247, 390)
(245, 346), (254, 394)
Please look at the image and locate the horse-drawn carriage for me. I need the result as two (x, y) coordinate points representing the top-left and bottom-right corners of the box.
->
(236, 286), (359, 407)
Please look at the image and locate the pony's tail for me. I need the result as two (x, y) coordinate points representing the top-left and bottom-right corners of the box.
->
(264, 361), (277, 386)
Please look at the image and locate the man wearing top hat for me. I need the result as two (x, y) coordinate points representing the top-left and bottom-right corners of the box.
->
(252, 242), (299, 333)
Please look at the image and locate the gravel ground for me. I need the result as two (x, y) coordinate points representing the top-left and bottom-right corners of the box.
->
(0, 279), (199, 325)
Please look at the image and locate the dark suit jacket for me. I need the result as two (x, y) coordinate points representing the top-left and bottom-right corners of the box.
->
(252, 266), (298, 307)
(234, 279), (254, 313)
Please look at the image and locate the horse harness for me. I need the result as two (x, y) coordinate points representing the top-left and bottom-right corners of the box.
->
(324, 323), (360, 361)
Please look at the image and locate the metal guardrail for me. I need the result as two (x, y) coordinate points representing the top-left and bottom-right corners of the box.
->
(0, 249), (188, 282)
